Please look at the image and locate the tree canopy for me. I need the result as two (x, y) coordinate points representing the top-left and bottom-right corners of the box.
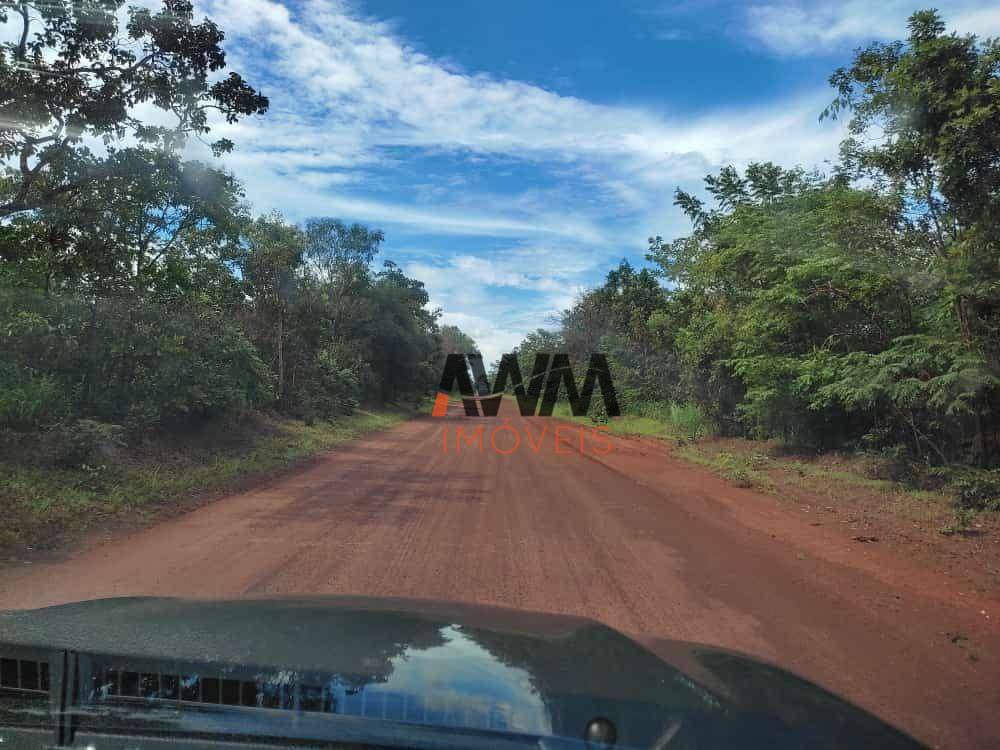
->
(0, 0), (476, 434)
(0, 0), (267, 216)
(535, 9), (999, 470)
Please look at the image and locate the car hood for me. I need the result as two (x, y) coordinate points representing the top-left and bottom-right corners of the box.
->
(0, 596), (924, 749)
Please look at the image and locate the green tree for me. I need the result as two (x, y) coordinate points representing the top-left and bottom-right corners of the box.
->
(2, 148), (245, 296)
(304, 218), (384, 339)
(438, 325), (479, 357)
(0, 0), (267, 216)
(240, 214), (306, 404)
(821, 8), (1000, 462)
(0, 289), (271, 428)
(362, 261), (439, 403)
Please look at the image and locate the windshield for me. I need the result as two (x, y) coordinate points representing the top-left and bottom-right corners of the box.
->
(1, 2), (998, 749)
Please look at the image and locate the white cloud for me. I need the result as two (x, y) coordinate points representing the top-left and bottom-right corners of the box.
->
(187, 0), (847, 349)
(406, 260), (532, 365)
(11, 0), (990, 359)
(744, 1), (1000, 56)
(434, 310), (526, 368)
(197, 0), (845, 199)
(4, 0), (862, 354)
(448, 256), (567, 293)
(404, 250), (592, 364)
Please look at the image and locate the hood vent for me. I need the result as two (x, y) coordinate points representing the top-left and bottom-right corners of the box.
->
(92, 666), (333, 714)
(0, 656), (50, 694)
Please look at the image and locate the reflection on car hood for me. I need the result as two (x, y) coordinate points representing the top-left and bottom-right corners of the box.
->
(0, 596), (924, 749)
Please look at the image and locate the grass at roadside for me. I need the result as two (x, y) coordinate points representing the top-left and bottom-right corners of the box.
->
(670, 439), (995, 533)
(551, 401), (702, 440)
(668, 440), (945, 503)
(0, 407), (414, 559)
(554, 400), (997, 536)
(670, 436), (1000, 591)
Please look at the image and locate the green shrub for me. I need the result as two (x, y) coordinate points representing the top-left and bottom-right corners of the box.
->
(0, 291), (273, 427)
(0, 365), (70, 431)
(290, 346), (362, 422)
(586, 397), (609, 424)
(46, 419), (124, 468)
(667, 402), (708, 440)
(625, 401), (710, 439)
(707, 450), (762, 488)
(862, 445), (923, 485)
(940, 507), (977, 535)
(96, 303), (273, 425)
(947, 469), (1000, 512)
(725, 466), (756, 488)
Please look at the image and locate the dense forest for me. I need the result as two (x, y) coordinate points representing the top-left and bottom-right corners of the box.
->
(512, 11), (1000, 500)
(2, 3), (998, 512)
(0, 0), (461, 455)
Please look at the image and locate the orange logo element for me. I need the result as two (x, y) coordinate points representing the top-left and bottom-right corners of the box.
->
(431, 392), (451, 417)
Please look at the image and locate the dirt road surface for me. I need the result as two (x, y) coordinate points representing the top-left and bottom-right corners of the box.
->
(1, 403), (998, 748)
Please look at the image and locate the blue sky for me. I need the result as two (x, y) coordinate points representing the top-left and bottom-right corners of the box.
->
(195, 0), (999, 363)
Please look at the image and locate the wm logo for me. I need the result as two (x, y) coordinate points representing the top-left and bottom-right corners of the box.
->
(433, 353), (621, 417)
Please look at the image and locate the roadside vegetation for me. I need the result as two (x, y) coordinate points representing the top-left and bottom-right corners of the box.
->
(2, 4), (998, 553)
(555, 402), (999, 571)
(0, 408), (414, 557)
(529, 11), (1000, 529)
(0, 2), (474, 556)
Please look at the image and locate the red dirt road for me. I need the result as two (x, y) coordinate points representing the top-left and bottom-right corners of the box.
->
(1, 404), (998, 748)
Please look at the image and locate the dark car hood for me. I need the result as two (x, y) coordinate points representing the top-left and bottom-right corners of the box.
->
(0, 596), (924, 749)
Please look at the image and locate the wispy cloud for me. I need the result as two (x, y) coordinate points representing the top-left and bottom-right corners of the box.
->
(200, 0), (844, 192)
(9, 0), (985, 355)
(186, 0), (850, 354)
(405, 252), (587, 364)
(743, 1), (1000, 56)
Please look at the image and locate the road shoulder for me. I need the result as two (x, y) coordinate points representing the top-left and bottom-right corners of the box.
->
(0, 407), (418, 565)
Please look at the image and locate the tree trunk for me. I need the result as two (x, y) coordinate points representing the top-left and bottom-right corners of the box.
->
(276, 309), (284, 402)
(85, 300), (98, 413)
